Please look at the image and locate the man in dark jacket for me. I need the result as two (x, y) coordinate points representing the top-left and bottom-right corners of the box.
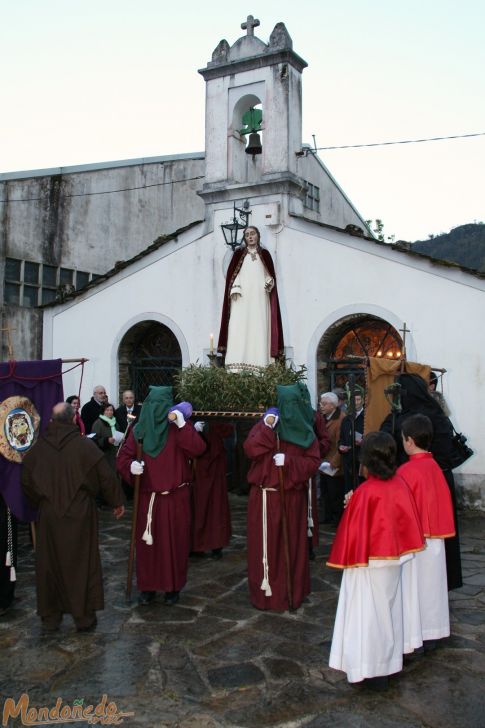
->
(338, 389), (365, 494)
(80, 385), (108, 433)
(380, 373), (462, 590)
(115, 390), (142, 432)
(21, 402), (124, 632)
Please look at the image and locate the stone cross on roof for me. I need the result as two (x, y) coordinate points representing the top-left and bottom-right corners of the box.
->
(241, 15), (260, 37)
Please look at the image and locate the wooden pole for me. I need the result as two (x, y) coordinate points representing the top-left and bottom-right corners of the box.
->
(126, 439), (143, 601)
(276, 434), (293, 611)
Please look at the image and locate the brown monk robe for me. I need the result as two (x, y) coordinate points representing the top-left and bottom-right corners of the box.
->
(21, 403), (124, 632)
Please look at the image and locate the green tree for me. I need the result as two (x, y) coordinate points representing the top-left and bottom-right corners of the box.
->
(365, 218), (395, 243)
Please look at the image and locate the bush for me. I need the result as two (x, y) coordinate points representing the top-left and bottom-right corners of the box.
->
(174, 362), (307, 412)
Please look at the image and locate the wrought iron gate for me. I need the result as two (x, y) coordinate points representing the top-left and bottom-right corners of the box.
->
(131, 356), (181, 403)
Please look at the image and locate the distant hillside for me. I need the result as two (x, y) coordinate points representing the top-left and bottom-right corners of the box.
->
(411, 223), (485, 272)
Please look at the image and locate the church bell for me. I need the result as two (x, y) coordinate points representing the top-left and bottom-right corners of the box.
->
(245, 132), (262, 155)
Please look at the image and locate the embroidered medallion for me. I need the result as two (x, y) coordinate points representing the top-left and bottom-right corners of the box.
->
(0, 396), (40, 463)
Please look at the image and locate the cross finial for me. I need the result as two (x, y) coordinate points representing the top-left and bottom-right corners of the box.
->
(241, 15), (260, 37)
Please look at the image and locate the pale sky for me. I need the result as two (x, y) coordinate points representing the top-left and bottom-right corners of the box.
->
(1, 0), (484, 241)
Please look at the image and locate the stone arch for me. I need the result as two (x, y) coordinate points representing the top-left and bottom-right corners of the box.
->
(306, 304), (415, 403)
(229, 90), (264, 183)
(117, 320), (183, 404)
(316, 313), (403, 395)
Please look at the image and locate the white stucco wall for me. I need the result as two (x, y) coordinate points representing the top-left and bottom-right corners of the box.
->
(43, 201), (485, 503)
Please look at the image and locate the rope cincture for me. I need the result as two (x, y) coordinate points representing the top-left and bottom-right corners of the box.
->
(142, 483), (189, 547)
(260, 487), (277, 597)
(6, 507), (16, 582)
(307, 479), (314, 537)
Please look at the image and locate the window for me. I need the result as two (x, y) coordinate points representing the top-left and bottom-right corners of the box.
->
(304, 182), (320, 213)
(5, 258), (21, 281)
(4, 283), (20, 305)
(24, 261), (39, 284)
(41, 288), (57, 305)
(76, 271), (90, 290)
(3, 259), (95, 307)
(42, 265), (57, 287)
(60, 268), (73, 285)
(23, 285), (39, 307)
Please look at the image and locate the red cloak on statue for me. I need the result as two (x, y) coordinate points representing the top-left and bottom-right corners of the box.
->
(217, 246), (284, 358)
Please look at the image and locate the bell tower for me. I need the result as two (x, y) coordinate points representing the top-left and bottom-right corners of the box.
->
(198, 16), (308, 209)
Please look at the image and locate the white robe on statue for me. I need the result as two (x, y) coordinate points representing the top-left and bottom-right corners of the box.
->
(402, 537), (450, 653)
(225, 253), (273, 369)
(329, 555), (412, 683)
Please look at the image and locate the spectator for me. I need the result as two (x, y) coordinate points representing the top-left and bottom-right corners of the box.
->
(81, 385), (108, 434)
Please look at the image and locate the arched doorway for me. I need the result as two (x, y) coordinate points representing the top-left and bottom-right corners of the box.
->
(317, 314), (403, 394)
(118, 321), (182, 404)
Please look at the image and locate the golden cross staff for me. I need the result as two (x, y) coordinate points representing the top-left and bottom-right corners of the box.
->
(398, 322), (411, 372)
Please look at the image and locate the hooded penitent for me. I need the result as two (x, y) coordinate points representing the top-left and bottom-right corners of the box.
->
(133, 386), (173, 458)
(276, 382), (316, 449)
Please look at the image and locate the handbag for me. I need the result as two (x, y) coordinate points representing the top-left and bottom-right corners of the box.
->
(448, 426), (474, 469)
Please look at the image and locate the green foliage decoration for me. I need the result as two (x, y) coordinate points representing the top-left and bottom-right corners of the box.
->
(174, 362), (307, 412)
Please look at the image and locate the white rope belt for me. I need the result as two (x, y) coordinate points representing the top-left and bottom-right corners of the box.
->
(307, 478), (314, 537)
(6, 507), (16, 582)
(259, 486), (277, 596)
(142, 483), (188, 547)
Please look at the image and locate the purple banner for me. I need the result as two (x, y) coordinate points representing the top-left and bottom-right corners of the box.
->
(0, 359), (63, 521)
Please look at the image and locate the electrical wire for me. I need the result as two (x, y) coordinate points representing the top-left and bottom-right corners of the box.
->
(306, 131), (485, 152)
(0, 174), (205, 203)
(2, 129), (484, 202)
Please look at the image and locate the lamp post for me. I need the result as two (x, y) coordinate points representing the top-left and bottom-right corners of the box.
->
(220, 200), (252, 251)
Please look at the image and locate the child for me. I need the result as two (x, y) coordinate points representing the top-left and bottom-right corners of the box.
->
(398, 414), (456, 653)
(327, 431), (424, 687)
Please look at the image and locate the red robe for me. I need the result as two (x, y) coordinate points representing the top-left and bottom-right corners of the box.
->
(327, 474), (425, 569)
(117, 424), (206, 592)
(397, 453), (456, 539)
(217, 247), (284, 358)
(192, 423), (233, 552)
(244, 421), (320, 610)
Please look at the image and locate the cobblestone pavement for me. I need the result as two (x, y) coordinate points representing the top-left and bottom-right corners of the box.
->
(1, 496), (484, 727)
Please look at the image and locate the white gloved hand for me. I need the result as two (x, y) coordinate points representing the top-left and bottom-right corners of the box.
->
(130, 460), (144, 475)
(273, 453), (285, 467)
(264, 414), (279, 429)
(169, 409), (186, 428)
(194, 421), (205, 433)
(344, 490), (354, 509)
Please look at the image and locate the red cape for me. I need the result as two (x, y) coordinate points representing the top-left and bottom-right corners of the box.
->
(217, 246), (284, 358)
(327, 474), (425, 568)
(314, 410), (330, 458)
(397, 453), (456, 539)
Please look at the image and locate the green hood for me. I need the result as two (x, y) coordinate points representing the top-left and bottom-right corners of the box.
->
(133, 386), (173, 457)
(276, 382), (316, 449)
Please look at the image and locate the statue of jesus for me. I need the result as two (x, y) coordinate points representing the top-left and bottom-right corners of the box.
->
(217, 226), (284, 369)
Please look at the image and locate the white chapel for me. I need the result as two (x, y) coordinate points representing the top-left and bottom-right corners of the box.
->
(38, 17), (484, 507)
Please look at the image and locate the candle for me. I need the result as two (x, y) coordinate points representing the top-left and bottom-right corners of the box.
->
(209, 333), (214, 355)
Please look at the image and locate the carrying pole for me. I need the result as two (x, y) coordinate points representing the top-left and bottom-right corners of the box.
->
(276, 434), (293, 611)
(126, 438), (143, 601)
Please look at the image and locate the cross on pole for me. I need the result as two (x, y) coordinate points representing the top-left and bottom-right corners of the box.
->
(241, 15), (260, 37)
(399, 322), (411, 371)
